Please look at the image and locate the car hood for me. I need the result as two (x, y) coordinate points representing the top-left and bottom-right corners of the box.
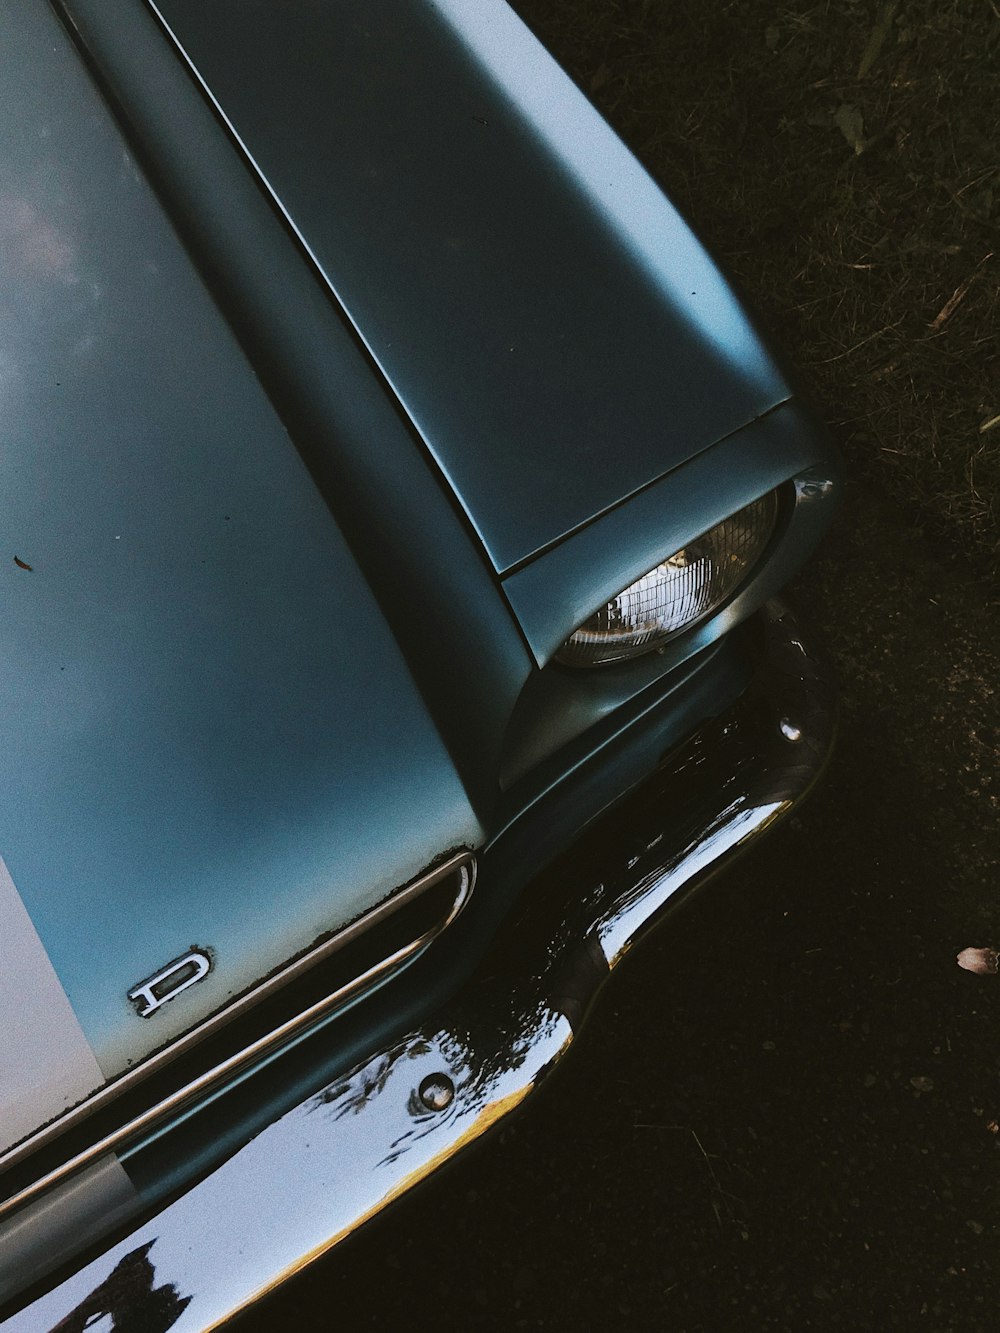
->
(0, 1), (482, 1157)
(150, 0), (792, 573)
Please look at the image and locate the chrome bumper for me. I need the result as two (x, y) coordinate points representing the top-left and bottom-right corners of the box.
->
(4, 602), (833, 1331)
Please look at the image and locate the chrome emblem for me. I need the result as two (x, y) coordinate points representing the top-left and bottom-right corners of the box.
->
(128, 948), (212, 1017)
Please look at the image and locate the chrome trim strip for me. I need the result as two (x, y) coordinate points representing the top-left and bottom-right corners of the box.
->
(0, 853), (475, 1214)
(3, 604), (834, 1328)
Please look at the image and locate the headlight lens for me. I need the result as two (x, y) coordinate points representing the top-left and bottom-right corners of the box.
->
(555, 491), (779, 667)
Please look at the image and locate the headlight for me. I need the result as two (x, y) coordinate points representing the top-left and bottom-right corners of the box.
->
(555, 491), (779, 667)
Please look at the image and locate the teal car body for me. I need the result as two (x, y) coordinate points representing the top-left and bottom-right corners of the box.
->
(0, 1), (839, 1326)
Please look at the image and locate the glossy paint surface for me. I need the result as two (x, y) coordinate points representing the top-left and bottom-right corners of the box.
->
(0, 0), (481, 1126)
(150, 0), (791, 573)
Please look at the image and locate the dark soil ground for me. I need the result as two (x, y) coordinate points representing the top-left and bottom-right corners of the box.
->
(236, 3), (1000, 1328)
(509, 0), (1000, 581)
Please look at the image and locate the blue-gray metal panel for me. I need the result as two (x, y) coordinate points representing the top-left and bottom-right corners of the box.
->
(149, 0), (791, 573)
(0, 0), (481, 1096)
(49, 0), (538, 822)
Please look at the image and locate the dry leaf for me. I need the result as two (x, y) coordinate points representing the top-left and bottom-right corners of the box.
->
(589, 63), (611, 93)
(857, 1), (900, 79)
(957, 946), (999, 975)
(834, 103), (866, 155)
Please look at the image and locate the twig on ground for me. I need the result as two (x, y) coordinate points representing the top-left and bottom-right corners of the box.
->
(928, 253), (993, 332)
(813, 320), (903, 365)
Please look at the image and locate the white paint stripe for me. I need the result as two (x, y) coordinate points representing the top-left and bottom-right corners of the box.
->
(0, 856), (105, 1155)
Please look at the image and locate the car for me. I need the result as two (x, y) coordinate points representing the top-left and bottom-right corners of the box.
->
(0, 0), (839, 1327)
